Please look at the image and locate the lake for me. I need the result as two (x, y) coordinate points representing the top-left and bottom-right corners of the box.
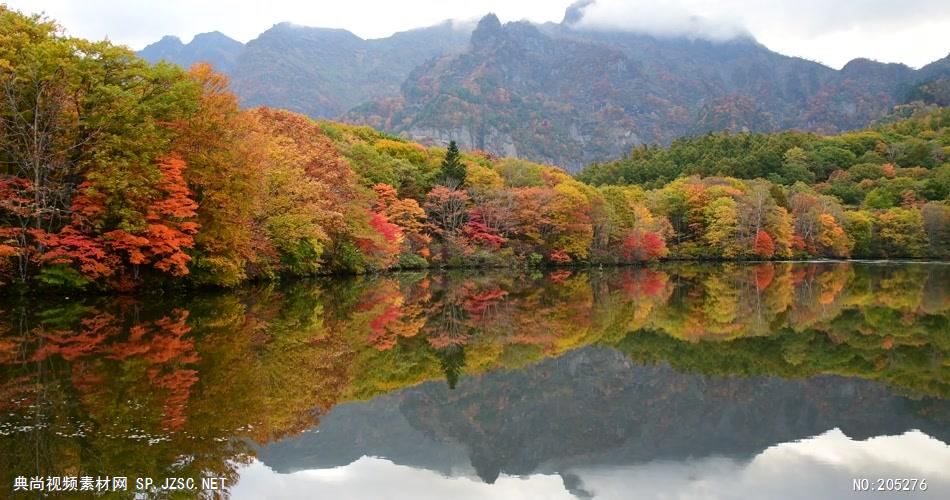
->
(1, 262), (947, 499)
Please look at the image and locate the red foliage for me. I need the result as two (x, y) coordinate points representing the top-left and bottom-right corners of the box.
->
(103, 230), (151, 265)
(0, 176), (33, 217)
(356, 210), (403, 268)
(791, 234), (807, 251)
(253, 107), (356, 204)
(547, 269), (573, 284)
(142, 223), (195, 275)
(39, 155), (200, 282)
(620, 230), (668, 262)
(134, 155), (199, 276)
(151, 156), (198, 220)
(0, 240), (17, 259)
(462, 287), (508, 315)
(619, 268), (667, 299)
(38, 227), (117, 279)
(30, 307), (200, 430)
(69, 180), (108, 222)
(753, 263), (775, 291)
(548, 249), (572, 264)
(368, 211), (402, 244)
(373, 183), (399, 210)
(462, 218), (507, 248)
(753, 230), (776, 258)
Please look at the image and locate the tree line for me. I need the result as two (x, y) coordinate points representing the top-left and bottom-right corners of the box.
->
(1, 7), (948, 292)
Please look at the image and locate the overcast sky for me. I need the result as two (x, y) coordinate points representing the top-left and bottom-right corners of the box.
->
(6, 0), (949, 69)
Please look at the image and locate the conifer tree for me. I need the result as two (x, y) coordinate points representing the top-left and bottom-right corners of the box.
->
(439, 141), (466, 189)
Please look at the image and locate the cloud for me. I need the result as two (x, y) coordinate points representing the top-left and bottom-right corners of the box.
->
(569, 0), (751, 41)
(3, 0), (573, 49)
(229, 430), (950, 499)
(567, 0), (950, 68)
(231, 457), (575, 500)
(6, 0), (950, 69)
(568, 430), (950, 499)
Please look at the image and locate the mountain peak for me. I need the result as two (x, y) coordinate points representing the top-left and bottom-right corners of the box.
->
(477, 13), (501, 30)
(140, 35), (183, 52)
(259, 22), (364, 45)
(839, 57), (912, 80)
(472, 13), (502, 47)
(191, 31), (238, 43)
(139, 35), (184, 59)
(139, 31), (243, 74)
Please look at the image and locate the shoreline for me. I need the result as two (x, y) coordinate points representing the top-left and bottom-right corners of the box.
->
(2, 259), (947, 299)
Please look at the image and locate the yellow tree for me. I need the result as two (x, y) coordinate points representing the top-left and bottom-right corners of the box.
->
(704, 197), (742, 258)
(174, 63), (265, 286)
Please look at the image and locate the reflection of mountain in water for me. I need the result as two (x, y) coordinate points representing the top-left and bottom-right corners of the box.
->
(259, 347), (949, 484)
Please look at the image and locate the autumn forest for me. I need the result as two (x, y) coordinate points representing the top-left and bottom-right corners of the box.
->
(1, 7), (949, 294)
(1, 2), (949, 497)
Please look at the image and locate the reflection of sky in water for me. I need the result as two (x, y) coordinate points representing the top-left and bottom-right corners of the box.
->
(1, 263), (946, 495)
(232, 430), (950, 499)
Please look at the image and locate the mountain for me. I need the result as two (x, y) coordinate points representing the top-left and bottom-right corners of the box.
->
(138, 5), (950, 171)
(258, 347), (950, 484)
(345, 12), (950, 170)
(903, 77), (950, 106)
(140, 22), (472, 118)
(139, 31), (244, 74)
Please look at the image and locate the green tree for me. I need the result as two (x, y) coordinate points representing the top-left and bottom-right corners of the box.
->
(844, 211), (874, 258)
(875, 208), (928, 258)
(780, 147), (816, 185)
(921, 203), (950, 258)
(439, 141), (466, 189)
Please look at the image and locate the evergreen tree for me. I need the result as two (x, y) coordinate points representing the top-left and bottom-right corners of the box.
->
(439, 141), (466, 189)
(437, 345), (466, 390)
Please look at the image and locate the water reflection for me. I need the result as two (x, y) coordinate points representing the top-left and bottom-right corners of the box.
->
(0, 263), (947, 498)
(254, 347), (950, 498)
(237, 431), (950, 500)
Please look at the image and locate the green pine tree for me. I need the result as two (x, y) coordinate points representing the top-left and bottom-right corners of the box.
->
(439, 140), (466, 188)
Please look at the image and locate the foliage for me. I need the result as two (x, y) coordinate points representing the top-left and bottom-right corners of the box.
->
(0, 263), (946, 488)
(579, 108), (950, 195)
(344, 13), (950, 171)
(0, 6), (947, 292)
(438, 141), (467, 188)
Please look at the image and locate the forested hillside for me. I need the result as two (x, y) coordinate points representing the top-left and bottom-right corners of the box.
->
(138, 7), (950, 171)
(345, 12), (950, 170)
(1, 7), (948, 293)
(139, 21), (471, 118)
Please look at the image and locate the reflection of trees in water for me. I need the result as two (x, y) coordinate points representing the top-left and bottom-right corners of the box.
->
(391, 348), (950, 485)
(0, 263), (946, 492)
(0, 300), (248, 491)
(436, 346), (465, 390)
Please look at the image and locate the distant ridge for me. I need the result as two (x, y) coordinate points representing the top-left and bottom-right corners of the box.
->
(138, 6), (950, 171)
(139, 21), (471, 118)
(139, 31), (244, 74)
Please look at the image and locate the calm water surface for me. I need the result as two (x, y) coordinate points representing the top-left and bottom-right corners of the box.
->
(1, 262), (948, 499)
